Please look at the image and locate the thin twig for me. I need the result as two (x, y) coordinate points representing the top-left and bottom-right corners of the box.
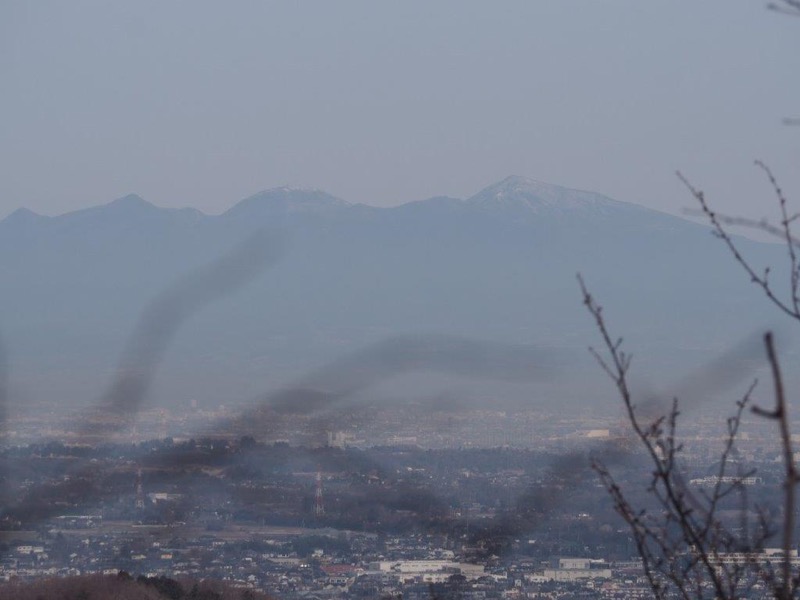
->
(756, 161), (800, 315)
(678, 170), (800, 322)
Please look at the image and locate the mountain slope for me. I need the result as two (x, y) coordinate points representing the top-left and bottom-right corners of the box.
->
(0, 177), (785, 412)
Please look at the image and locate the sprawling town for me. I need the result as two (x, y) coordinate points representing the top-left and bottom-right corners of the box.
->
(0, 403), (793, 598)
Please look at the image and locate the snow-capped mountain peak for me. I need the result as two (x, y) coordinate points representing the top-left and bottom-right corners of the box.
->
(465, 175), (630, 215)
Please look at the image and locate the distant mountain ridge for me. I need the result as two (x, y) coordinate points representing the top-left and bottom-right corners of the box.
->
(0, 176), (785, 412)
(1, 176), (653, 224)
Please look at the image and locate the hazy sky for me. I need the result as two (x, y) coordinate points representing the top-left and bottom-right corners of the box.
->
(1, 1), (798, 220)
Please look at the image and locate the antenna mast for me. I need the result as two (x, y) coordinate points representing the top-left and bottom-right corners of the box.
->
(314, 469), (325, 517)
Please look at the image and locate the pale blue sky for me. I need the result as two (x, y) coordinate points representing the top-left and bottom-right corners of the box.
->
(1, 1), (798, 220)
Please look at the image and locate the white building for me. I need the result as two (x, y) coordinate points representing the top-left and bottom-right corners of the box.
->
(538, 557), (612, 582)
(369, 560), (485, 583)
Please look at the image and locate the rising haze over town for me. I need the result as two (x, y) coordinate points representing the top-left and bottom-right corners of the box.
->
(1, 2), (800, 599)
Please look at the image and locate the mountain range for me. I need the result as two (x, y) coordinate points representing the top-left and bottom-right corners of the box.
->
(0, 176), (786, 415)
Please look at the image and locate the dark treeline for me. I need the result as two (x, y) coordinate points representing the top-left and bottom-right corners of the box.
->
(0, 572), (273, 600)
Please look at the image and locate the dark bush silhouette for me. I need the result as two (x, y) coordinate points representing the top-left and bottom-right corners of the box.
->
(0, 573), (273, 600)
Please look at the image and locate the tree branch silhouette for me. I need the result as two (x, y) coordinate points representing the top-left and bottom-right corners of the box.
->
(679, 163), (800, 324)
(582, 274), (798, 599)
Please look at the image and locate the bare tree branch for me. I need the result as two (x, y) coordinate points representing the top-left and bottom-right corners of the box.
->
(753, 332), (798, 600)
(678, 169), (800, 323)
(580, 275), (800, 599)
